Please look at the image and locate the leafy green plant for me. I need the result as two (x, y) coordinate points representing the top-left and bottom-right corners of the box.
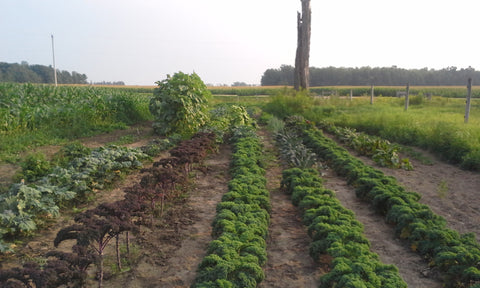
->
(52, 142), (92, 167)
(281, 168), (407, 288)
(193, 125), (270, 287)
(16, 152), (52, 183)
(203, 104), (253, 143)
(437, 180), (449, 199)
(275, 130), (318, 169)
(266, 115), (284, 134)
(0, 145), (150, 252)
(149, 72), (211, 136)
(332, 126), (413, 170)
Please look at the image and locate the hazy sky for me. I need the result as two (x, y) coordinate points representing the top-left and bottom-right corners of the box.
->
(1, 0), (478, 85)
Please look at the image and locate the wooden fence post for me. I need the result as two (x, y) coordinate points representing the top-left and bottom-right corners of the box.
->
(350, 89), (353, 101)
(405, 83), (410, 111)
(370, 84), (374, 104)
(465, 78), (472, 123)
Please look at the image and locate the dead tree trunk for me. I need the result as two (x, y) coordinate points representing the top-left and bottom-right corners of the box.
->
(294, 0), (311, 91)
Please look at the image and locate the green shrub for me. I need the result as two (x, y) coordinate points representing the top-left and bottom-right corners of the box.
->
(149, 72), (211, 136)
(262, 89), (314, 119)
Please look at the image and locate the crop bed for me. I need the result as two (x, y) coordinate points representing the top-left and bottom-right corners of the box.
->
(294, 118), (480, 288)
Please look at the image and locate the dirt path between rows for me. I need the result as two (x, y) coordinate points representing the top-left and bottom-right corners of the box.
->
(322, 170), (443, 287)
(259, 129), (325, 287)
(104, 144), (231, 288)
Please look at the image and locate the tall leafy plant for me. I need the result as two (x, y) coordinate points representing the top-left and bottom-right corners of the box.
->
(149, 72), (211, 136)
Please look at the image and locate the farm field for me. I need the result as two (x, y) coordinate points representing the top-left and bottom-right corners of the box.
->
(2, 120), (479, 287)
(1, 82), (480, 287)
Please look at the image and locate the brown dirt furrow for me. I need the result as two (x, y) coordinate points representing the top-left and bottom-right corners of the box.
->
(322, 170), (444, 287)
(105, 144), (231, 288)
(360, 152), (480, 240)
(326, 132), (480, 240)
(259, 129), (324, 288)
(260, 189), (325, 288)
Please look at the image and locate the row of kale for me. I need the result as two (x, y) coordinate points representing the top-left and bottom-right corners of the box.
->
(294, 118), (480, 288)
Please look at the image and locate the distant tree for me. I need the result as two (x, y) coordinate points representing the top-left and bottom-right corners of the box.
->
(262, 65), (480, 86)
(30, 64), (55, 83)
(232, 81), (248, 87)
(261, 64), (294, 86)
(0, 62), (88, 84)
(93, 81), (125, 85)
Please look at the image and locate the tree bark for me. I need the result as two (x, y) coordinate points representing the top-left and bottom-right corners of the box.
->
(294, 0), (311, 91)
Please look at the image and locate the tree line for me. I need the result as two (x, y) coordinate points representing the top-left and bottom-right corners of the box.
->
(261, 65), (480, 86)
(0, 62), (88, 84)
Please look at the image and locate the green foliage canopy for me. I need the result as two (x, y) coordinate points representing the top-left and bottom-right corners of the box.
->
(150, 72), (211, 136)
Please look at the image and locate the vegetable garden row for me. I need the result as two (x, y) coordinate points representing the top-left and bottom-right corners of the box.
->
(289, 117), (480, 288)
(0, 131), (217, 287)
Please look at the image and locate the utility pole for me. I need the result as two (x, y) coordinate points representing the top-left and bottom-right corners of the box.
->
(51, 34), (58, 87)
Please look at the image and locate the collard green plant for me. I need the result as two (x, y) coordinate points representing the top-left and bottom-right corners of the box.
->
(150, 72), (211, 136)
(275, 130), (318, 169)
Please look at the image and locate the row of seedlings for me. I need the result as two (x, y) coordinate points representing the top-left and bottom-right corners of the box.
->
(293, 117), (480, 288)
(0, 132), (217, 288)
(193, 125), (271, 287)
(281, 167), (407, 287)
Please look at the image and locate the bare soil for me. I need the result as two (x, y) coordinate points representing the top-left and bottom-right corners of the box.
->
(1, 123), (480, 288)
